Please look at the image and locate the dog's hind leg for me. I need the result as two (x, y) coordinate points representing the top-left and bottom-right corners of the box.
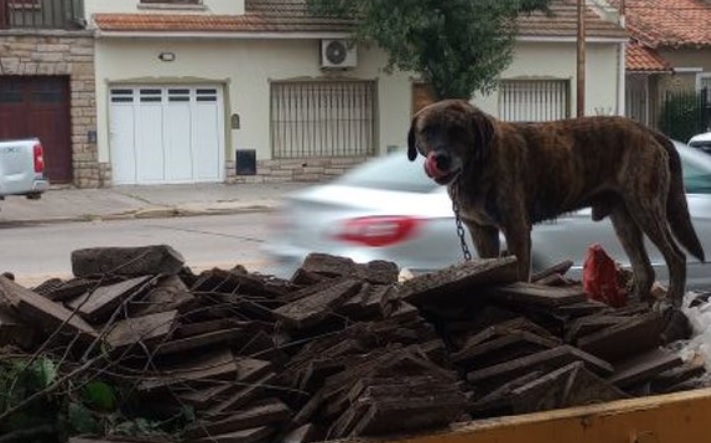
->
(608, 204), (655, 303)
(623, 199), (687, 307)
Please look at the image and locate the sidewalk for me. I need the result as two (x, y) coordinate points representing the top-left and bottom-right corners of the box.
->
(0, 182), (310, 224)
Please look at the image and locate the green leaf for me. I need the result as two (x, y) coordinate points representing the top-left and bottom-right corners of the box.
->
(68, 402), (99, 434)
(83, 381), (117, 411)
(35, 358), (57, 389)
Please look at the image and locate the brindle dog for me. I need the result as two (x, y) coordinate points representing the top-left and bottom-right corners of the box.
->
(407, 99), (705, 307)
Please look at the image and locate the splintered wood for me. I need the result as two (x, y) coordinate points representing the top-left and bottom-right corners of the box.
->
(1, 246), (706, 443)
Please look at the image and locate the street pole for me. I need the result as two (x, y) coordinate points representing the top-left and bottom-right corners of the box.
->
(577, 0), (586, 117)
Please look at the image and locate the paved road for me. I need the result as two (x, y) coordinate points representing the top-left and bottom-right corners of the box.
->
(1, 212), (286, 287)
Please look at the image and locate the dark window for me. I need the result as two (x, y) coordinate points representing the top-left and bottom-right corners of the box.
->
(111, 89), (134, 103)
(168, 88), (190, 102)
(31, 80), (64, 103)
(0, 82), (23, 103)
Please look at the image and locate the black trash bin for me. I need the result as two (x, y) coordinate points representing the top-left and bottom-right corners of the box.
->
(235, 149), (256, 176)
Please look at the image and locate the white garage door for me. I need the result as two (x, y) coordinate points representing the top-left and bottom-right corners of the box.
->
(109, 86), (225, 185)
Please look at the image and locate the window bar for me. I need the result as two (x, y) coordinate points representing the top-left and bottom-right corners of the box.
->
(271, 84), (278, 158)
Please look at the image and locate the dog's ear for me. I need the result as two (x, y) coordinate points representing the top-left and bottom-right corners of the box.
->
(407, 116), (418, 161)
(469, 108), (494, 158)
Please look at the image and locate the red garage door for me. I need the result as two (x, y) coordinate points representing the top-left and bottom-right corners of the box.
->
(0, 76), (72, 183)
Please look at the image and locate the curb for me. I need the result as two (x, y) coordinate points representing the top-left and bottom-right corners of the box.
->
(0, 204), (278, 225)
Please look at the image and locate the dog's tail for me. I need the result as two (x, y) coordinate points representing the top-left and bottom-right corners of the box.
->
(658, 134), (706, 262)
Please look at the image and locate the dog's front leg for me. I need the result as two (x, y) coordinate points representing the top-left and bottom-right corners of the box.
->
(463, 219), (500, 259)
(501, 219), (533, 282)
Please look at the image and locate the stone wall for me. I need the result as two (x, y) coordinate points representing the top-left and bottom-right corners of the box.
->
(0, 31), (101, 188)
(227, 156), (371, 184)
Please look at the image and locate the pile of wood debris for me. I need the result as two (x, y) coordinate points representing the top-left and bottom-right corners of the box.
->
(0, 245), (708, 443)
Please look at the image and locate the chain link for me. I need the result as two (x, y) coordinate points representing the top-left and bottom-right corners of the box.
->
(450, 185), (473, 262)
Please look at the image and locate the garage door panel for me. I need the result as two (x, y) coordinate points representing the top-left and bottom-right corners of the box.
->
(193, 92), (222, 181)
(135, 101), (165, 183)
(165, 93), (193, 182)
(109, 85), (224, 185)
(110, 102), (136, 185)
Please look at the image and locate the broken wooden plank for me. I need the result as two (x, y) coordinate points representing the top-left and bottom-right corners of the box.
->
(554, 300), (610, 318)
(608, 348), (684, 388)
(174, 318), (250, 338)
(0, 275), (98, 343)
(466, 345), (614, 386)
(154, 329), (245, 356)
(179, 358), (274, 407)
(451, 330), (561, 368)
(185, 398), (291, 438)
(280, 424), (323, 443)
(191, 268), (288, 300)
(484, 282), (588, 307)
(338, 283), (395, 320)
(130, 274), (196, 317)
(576, 312), (664, 362)
(357, 260), (400, 284)
(66, 275), (154, 323)
(399, 256), (519, 304)
(531, 260), (574, 282)
(273, 278), (362, 329)
(193, 426), (272, 443)
(510, 361), (629, 414)
(105, 310), (178, 350)
(71, 244), (185, 277)
(33, 277), (100, 302)
(651, 354), (707, 393)
(346, 390), (467, 437)
(462, 316), (560, 348)
(179, 383), (236, 409)
(564, 315), (629, 344)
(298, 253), (359, 278)
(0, 306), (36, 349)
(207, 372), (278, 415)
(469, 371), (544, 415)
(138, 349), (238, 392)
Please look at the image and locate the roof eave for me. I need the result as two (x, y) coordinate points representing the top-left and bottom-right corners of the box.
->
(94, 29), (354, 39)
(517, 35), (628, 43)
(626, 69), (673, 74)
(95, 29), (627, 43)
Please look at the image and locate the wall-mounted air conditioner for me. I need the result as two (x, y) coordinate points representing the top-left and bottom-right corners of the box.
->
(320, 39), (358, 69)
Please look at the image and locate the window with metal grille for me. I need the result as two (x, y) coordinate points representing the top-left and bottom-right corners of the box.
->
(270, 81), (377, 159)
(697, 74), (711, 104)
(499, 79), (570, 122)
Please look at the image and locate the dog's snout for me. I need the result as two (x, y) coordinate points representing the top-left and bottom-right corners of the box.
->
(430, 151), (451, 171)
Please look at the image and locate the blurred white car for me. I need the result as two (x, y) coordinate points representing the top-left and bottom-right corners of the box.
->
(264, 141), (711, 290)
(689, 131), (711, 154)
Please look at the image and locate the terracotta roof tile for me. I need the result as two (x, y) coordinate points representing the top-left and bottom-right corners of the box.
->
(626, 42), (673, 71)
(610, 0), (711, 47)
(517, 0), (627, 39)
(93, 0), (625, 39)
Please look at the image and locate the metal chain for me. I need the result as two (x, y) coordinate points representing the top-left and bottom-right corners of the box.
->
(450, 185), (473, 262)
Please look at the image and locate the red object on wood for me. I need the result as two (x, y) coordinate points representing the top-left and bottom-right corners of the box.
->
(582, 244), (627, 308)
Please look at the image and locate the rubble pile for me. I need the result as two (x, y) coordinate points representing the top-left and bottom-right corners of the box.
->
(0, 245), (708, 443)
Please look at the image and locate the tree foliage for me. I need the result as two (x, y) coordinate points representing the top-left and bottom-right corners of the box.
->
(308, 0), (553, 99)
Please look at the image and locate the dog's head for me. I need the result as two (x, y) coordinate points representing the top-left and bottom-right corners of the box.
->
(407, 99), (494, 185)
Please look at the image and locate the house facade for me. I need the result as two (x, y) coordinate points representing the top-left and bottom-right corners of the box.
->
(617, 0), (711, 137)
(0, 0), (96, 186)
(0, 0), (625, 188)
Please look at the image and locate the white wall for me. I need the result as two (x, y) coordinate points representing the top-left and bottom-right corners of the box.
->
(85, 0), (244, 17)
(476, 41), (623, 118)
(94, 38), (412, 164)
(95, 36), (623, 166)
